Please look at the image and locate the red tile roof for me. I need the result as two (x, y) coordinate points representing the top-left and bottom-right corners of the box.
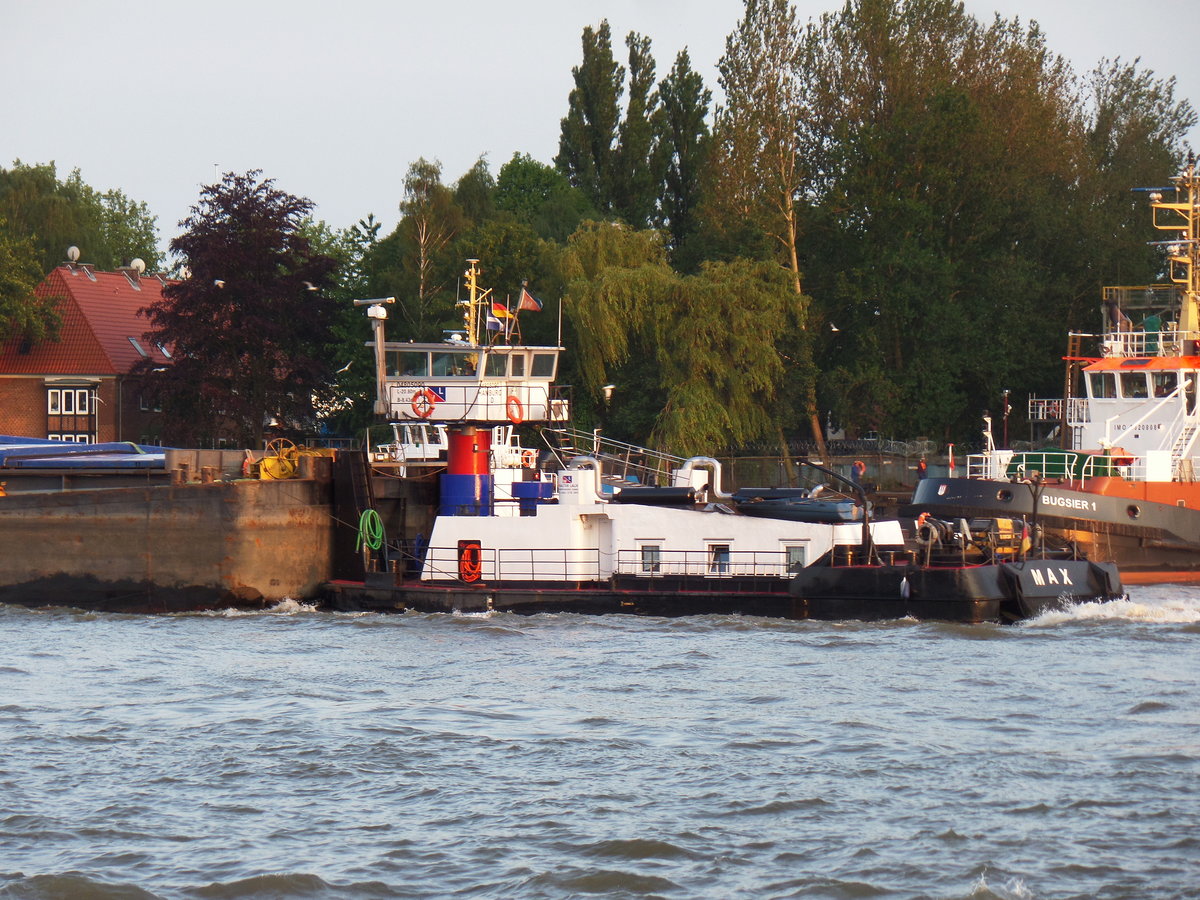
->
(0, 265), (174, 376)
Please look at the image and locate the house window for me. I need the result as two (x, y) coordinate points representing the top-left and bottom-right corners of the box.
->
(709, 543), (730, 575)
(640, 545), (661, 574)
(61, 390), (75, 414)
(48, 389), (61, 414)
(75, 389), (89, 415)
(127, 337), (150, 357)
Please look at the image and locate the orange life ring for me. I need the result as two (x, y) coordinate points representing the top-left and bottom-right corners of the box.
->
(521, 449), (537, 468)
(411, 389), (438, 419)
(458, 540), (482, 583)
(506, 395), (523, 424)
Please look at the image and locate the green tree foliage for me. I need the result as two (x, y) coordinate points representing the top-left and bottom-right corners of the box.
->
(137, 171), (339, 447)
(796, 0), (1095, 438)
(0, 161), (161, 273)
(454, 156), (497, 226)
(708, 0), (806, 290)
(1079, 58), (1197, 297)
(496, 153), (595, 242)
(556, 20), (624, 215)
(654, 49), (712, 263)
(561, 222), (800, 453)
(300, 214), (383, 437)
(0, 216), (60, 343)
(613, 32), (662, 227)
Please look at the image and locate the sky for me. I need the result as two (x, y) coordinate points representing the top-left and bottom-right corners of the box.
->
(2, 0), (1198, 262)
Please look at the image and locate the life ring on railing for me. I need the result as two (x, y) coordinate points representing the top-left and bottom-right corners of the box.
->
(458, 540), (482, 583)
(521, 449), (537, 468)
(506, 395), (524, 424)
(411, 389), (438, 419)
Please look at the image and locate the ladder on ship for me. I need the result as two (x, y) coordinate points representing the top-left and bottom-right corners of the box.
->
(1062, 332), (1084, 449)
(1171, 422), (1199, 480)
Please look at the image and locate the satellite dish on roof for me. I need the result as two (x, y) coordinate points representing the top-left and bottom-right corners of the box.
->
(67, 246), (80, 262)
(130, 258), (146, 274)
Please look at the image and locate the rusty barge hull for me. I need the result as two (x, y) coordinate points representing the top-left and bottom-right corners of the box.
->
(0, 478), (335, 613)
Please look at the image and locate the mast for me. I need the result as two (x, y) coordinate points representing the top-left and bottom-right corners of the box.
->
(1149, 154), (1200, 345)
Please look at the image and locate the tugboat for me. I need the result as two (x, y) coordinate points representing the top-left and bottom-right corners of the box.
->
(906, 156), (1200, 584)
(790, 513), (1124, 624)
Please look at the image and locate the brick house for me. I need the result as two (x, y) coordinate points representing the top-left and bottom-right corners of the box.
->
(0, 261), (173, 443)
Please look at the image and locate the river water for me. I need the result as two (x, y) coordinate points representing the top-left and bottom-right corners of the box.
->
(1, 589), (1197, 900)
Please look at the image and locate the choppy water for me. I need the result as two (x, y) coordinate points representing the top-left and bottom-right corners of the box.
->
(1, 589), (1197, 900)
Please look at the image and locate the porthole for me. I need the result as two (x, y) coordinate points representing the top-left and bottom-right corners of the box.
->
(1127, 504), (1141, 520)
(997, 489), (1013, 502)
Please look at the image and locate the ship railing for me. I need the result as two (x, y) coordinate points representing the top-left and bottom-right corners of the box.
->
(544, 426), (687, 486)
(614, 549), (796, 579)
(1099, 327), (1198, 358)
(421, 546), (800, 581)
(1028, 397), (1089, 424)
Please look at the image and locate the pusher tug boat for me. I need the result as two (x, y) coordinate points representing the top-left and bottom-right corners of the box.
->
(906, 157), (1200, 584)
(326, 261), (923, 620)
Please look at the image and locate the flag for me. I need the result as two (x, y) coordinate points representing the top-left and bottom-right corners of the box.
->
(486, 309), (502, 331)
(518, 287), (543, 312)
(492, 301), (513, 319)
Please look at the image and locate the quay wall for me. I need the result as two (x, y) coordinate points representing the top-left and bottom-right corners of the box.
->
(0, 475), (335, 612)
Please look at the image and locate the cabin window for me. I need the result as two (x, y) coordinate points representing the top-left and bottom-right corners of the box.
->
(1089, 372), (1116, 399)
(484, 353), (507, 377)
(784, 544), (807, 573)
(510, 354), (526, 377)
(531, 353), (556, 378)
(708, 543), (731, 575)
(1152, 372), (1178, 397)
(1119, 372), (1148, 399)
(432, 351), (476, 377)
(387, 350), (429, 377)
(640, 545), (661, 574)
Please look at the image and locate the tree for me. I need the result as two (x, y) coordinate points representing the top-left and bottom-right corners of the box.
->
(394, 158), (464, 338)
(709, 0), (806, 292)
(654, 49), (713, 261)
(0, 161), (162, 273)
(797, 0), (1089, 438)
(613, 32), (662, 227)
(556, 20), (624, 215)
(496, 153), (596, 242)
(454, 156), (496, 226)
(0, 216), (60, 343)
(136, 170), (339, 447)
(560, 221), (800, 453)
(708, 0), (823, 457)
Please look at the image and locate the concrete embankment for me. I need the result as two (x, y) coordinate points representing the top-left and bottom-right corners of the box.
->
(0, 466), (335, 613)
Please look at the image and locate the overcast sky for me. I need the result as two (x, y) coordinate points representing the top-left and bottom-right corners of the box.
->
(2, 0), (1197, 261)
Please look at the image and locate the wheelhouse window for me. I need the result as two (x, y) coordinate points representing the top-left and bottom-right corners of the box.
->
(509, 354), (526, 377)
(431, 351), (477, 377)
(1152, 372), (1178, 397)
(531, 353), (557, 378)
(484, 352), (507, 377)
(1089, 372), (1116, 399)
(1119, 372), (1148, 399)
(387, 350), (429, 377)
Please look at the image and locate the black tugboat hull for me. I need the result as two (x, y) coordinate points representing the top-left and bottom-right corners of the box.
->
(904, 478), (1200, 580)
(790, 559), (1123, 623)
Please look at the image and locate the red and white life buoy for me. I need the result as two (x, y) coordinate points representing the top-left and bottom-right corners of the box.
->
(521, 449), (537, 468)
(506, 395), (523, 424)
(458, 540), (482, 583)
(411, 389), (438, 419)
